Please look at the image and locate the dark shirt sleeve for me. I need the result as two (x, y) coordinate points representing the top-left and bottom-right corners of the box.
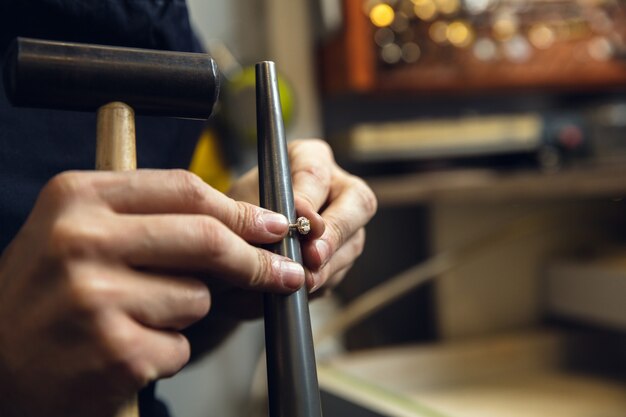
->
(140, 383), (173, 417)
(0, 0), (204, 53)
(0, 0), (205, 252)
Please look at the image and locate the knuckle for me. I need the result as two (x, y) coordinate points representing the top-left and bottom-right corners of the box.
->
(293, 165), (332, 210)
(326, 214), (349, 249)
(41, 171), (86, 205)
(93, 315), (191, 387)
(111, 331), (190, 383)
(164, 334), (191, 377)
(250, 250), (273, 289)
(48, 218), (110, 260)
(299, 164), (332, 188)
(290, 138), (334, 160)
(352, 228), (367, 257)
(302, 138), (333, 155)
(63, 265), (115, 313)
(353, 177), (378, 217)
(124, 361), (153, 388)
(173, 169), (209, 209)
(317, 139), (335, 157)
(290, 138), (305, 148)
(181, 280), (212, 321)
(231, 201), (254, 234)
(195, 216), (228, 258)
(94, 314), (136, 360)
(93, 317), (151, 385)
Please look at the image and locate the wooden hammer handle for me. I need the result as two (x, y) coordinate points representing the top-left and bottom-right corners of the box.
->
(95, 101), (140, 417)
(96, 102), (137, 171)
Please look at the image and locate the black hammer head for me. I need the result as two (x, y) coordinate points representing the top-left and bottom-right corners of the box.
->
(3, 38), (220, 120)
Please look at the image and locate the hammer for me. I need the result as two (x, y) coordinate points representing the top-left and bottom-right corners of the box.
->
(3, 37), (220, 417)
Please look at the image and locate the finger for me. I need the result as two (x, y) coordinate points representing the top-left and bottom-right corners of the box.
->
(44, 166), (338, 246)
(131, 327), (191, 381)
(228, 167), (326, 240)
(289, 140), (334, 212)
(294, 198), (325, 240)
(114, 269), (211, 331)
(305, 178), (375, 269)
(324, 265), (352, 291)
(90, 170), (290, 243)
(306, 228), (365, 292)
(309, 266), (351, 301)
(113, 214), (305, 293)
(112, 318), (191, 386)
(95, 169), (222, 214)
(90, 311), (191, 387)
(226, 168), (259, 204)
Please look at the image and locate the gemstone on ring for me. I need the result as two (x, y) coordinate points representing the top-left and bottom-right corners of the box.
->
(289, 216), (311, 235)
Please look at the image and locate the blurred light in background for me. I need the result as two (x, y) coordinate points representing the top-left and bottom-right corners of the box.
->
(413, 0), (438, 21)
(370, 3), (396, 27)
(473, 37), (498, 61)
(429, 20), (450, 44)
(447, 20), (474, 47)
(381, 42), (403, 63)
(375, 27), (396, 46)
(528, 23), (556, 49)
(401, 41), (422, 62)
(492, 12), (519, 42)
(503, 34), (532, 62)
(435, 0), (460, 16)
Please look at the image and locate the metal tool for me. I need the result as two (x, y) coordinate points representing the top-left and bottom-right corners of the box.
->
(3, 37), (220, 417)
(257, 61), (323, 417)
(4, 37), (219, 118)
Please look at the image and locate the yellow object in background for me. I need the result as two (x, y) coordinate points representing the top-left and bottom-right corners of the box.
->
(224, 66), (295, 145)
(190, 41), (295, 193)
(188, 129), (232, 193)
(370, 4), (395, 28)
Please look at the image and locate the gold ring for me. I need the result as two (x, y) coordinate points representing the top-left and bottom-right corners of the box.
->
(289, 217), (311, 235)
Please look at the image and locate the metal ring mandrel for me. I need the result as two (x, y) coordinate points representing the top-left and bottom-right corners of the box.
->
(289, 217), (311, 236)
(257, 60), (322, 417)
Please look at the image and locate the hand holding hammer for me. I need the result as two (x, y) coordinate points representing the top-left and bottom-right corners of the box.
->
(0, 37), (377, 417)
(0, 38), (307, 416)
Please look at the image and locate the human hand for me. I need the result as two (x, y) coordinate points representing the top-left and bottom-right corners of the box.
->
(227, 139), (377, 305)
(0, 169), (303, 417)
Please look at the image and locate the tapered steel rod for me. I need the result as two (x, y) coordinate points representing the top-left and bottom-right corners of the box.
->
(256, 61), (323, 417)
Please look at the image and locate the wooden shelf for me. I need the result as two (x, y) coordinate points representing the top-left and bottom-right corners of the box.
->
(366, 165), (626, 206)
(319, 330), (626, 417)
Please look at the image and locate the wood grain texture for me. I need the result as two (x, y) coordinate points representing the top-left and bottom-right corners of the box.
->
(96, 102), (137, 171)
(95, 100), (139, 417)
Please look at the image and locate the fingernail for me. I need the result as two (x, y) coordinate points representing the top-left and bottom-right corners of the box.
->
(310, 272), (322, 292)
(261, 212), (289, 235)
(315, 239), (330, 267)
(278, 260), (305, 290)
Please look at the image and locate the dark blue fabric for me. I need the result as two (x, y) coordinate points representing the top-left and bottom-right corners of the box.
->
(0, 0), (205, 251)
(0, 1), (207, 415)
(140, 382), (172, 417)
(0, 0), (204, 52)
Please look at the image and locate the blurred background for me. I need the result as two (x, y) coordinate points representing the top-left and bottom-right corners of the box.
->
(159, 1), (626, 416)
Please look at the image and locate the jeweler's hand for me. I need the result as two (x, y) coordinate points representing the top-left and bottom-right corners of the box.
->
(228, 138), (377, 301)
(289, 139), (377, 292)
(0, 169), (303, 417)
